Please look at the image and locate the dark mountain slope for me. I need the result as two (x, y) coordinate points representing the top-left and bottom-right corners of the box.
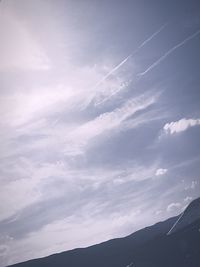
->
(131, 218), (200, 267)
(168, 197), (200, 234)
(7, 216), (177, 267)
(7, 197), (200, 267)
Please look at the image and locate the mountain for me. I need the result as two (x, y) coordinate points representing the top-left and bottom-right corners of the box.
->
(167, 197), (200, 235)
(7, 197), (200, 267)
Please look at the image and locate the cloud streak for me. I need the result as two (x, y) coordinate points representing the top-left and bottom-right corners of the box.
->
(139, 28), (200, 76)
(64, 92), (157, 155)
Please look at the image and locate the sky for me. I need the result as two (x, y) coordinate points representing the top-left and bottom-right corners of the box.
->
(0, 0), (200, 266)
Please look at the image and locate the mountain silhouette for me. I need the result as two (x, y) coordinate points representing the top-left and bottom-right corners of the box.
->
(7, 197), (200, 267)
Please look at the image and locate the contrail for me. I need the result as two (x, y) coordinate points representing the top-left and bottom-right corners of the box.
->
(93, 54), (132, 90)
(92, 23), (168, 91)
(167, 211), (185, 235)
(139, 28), (200, 76)
(137, 22), (168, 50)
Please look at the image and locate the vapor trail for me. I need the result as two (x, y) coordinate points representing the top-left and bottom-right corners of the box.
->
(92, 23), (168, 90)
(92, 23), (168, 107)
(137, 23), (168, 50)
(93, 54), (132, 90)
(92, 23), (167, 106)
(139, 29), (200, 76)
(167, 211), (184, 235)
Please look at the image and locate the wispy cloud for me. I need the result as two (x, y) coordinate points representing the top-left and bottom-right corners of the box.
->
(0, 177), (41, 221)
(163, 118), (200, 135)
(0, 161), (167, 265)
(139, 29), (200, 76)
(64, 92), (157, 155)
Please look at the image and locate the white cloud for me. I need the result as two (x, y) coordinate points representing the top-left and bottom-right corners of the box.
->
(163, 118), (200, 135)
(191, 180), (198, 189)
(155, 210), (162, 215)
(184, 180), (198, 191)
(184, 196), (192, 202)
(167, 202), (181, 212)
(155, 168), (168, 176)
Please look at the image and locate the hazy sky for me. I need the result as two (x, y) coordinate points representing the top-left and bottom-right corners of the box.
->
(0, 0), (200, 266)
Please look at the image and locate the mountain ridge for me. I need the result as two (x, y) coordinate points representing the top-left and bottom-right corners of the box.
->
(168, 197), (200, 235)
(6, 197), (200, 267)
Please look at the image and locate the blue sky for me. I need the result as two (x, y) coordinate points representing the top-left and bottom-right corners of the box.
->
(0, 0), (200, 266)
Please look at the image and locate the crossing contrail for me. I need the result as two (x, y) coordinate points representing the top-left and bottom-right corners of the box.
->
(92, 23), (168, 91)
(139, 28), (200, 76)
